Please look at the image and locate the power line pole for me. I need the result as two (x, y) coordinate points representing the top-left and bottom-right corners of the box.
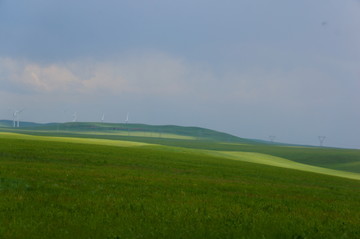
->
(318, 136), (326, 147)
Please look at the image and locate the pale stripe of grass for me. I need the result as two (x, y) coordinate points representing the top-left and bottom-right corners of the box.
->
(0, 132), (151, 147)
(74, 131), (196, 139)
(205, 151), (360, 181)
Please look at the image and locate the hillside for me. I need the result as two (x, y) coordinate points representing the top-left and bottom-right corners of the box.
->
(1, 120), (360, 174)
(0, 133), (359, 238)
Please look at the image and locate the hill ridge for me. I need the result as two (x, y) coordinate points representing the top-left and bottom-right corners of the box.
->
(0, 120), (262, 144)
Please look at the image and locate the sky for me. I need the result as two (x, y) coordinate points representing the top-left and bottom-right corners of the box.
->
(0, 0), (360, 148)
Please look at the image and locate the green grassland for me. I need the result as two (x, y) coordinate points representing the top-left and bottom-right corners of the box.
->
(1, 122), (360, 238)
(0, 131), (360, 238)
(2, 132), (359, 181)
(2, 121), (360, 174)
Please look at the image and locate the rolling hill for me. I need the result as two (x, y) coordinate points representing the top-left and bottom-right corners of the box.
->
(0, 131), (359, 238)
(1, 121), (359, 238)
(1, 120), (360, 175)
(0, 120), (263, 143)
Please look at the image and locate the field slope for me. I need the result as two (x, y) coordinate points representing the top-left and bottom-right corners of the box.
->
(0, 132), (359, 238)
(1, 132), (359, 181)
(2, 121), (360, 174)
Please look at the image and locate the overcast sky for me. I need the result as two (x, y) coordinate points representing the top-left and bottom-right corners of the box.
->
(1, 0), (360, 148)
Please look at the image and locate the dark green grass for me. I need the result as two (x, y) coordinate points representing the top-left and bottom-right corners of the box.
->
(0, 137), (359, 239)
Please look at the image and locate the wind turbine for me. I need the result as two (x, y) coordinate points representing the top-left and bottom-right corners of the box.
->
(72, 112), (77, 122)
(125, 112), (129, 124)
(10, 109), (24, 127)
(16, 109), (24, 127)
(12, 110), (17, 127)
(101, 113), (105, 123)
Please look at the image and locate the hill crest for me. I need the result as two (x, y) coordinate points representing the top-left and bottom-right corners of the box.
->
(0, 120), (260, 143)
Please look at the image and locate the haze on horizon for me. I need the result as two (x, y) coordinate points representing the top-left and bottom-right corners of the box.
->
(0, 0), (359, 149)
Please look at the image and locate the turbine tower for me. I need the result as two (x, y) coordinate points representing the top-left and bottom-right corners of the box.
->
(318, 136), (326, 147)
(72, 112), (77, 122)
(101, 113), (105, 123)
(12, 110), (17, 127)
(125, 112), (129, 124)
(17, 109), (24, 127)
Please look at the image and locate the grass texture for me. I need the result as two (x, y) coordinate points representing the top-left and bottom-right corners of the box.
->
(0, 133), (359, 238)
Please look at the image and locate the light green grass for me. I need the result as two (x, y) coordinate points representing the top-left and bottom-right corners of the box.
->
(13, 129), (197, 140)
(206, 151), (360, 180)
(0, 132), (151, 147)
(74, 131), (196, 140)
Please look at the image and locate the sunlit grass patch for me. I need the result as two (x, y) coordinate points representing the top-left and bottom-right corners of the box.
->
(208, 151), (360, 180)
(77, 131), (197, 140)
(0, 132), (151, 147)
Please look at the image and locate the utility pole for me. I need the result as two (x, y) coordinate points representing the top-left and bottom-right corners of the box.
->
(318, 136), (326, 147)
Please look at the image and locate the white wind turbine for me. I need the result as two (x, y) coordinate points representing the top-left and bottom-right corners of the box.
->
(125, 112), (129, 124)
(72, 112), (77, 122)
(16, 109), (24, 127)
(12, 110), (17, 127)
(11, 109), (24, 127)
(101, 113), (105, 123)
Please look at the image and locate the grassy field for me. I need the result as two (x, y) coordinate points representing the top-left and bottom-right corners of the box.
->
(2, 125), (360, 174)
(0, 132), (360, 238)
(2, 132), (359, 180)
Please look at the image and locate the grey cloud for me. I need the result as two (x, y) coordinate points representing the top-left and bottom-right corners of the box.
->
(1, 0), (355, 63)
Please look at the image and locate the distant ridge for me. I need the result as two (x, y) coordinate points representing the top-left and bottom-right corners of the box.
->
(0, 120), (262, 144)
